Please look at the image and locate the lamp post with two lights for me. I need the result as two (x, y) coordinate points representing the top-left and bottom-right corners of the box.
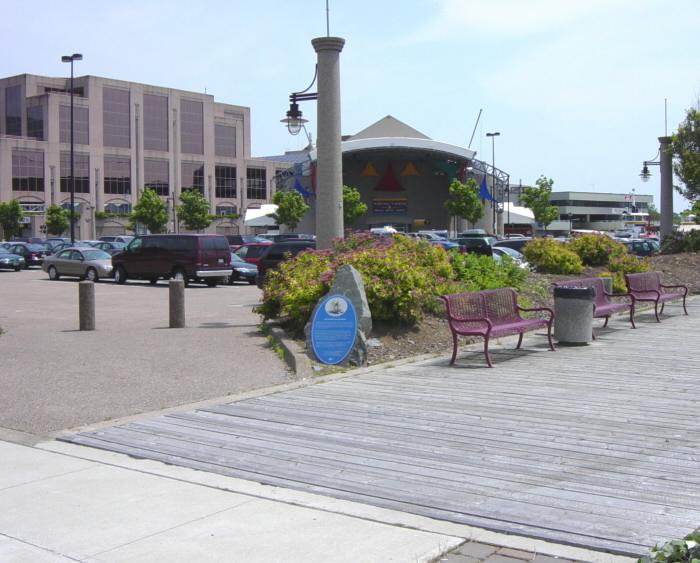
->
(61, 53), (83, 245)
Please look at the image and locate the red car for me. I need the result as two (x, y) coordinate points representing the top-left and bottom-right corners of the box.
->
(234, 242), (272, 265)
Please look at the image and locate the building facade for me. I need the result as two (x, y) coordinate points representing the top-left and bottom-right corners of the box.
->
(0, 74), (286, 239)
(550, 191), (654, 233)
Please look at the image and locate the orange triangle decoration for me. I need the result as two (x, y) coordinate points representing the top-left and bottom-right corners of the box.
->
(400, 162), (419, 176)
(374, 162), (404, 192)
(360, 162), (379, 177)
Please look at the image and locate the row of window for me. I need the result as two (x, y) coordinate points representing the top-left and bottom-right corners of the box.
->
(3, 86), (236, 157)
(9, 149), (268, 199)
(100, 203), (238, 216)
(551, 199), (649, 210)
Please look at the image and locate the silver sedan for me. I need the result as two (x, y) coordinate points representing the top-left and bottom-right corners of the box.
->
(42, 248), (113, 282)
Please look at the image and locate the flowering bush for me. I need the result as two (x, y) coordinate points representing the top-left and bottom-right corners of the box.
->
(568, 234), (627, 266)
(521, 238), (583, 274)
(599, 253), (652, 293)
(661, 230), (700, 254)
(451, 252), (527, 291)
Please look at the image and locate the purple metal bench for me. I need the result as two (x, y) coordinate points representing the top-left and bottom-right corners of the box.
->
(625, 272), (688, 322)
(553, 277), (635, 336)
(442, 288), (555, 368)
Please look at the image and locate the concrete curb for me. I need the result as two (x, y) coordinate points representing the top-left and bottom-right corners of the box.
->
(265, 321), (314, 378)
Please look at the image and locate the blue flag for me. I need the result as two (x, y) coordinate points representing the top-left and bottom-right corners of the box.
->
(293, 177), (313, 200)
(478, 176), (496, 202)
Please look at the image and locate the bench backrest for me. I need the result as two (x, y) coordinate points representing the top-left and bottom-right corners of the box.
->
(553, 277), (610, 307)
(625, 271), (661, 293)
(443, 288), (519, 323)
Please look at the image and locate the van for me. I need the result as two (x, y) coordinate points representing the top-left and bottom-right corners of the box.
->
(112, 234), (232, 286)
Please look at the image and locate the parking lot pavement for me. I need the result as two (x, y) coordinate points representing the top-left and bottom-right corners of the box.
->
(0, 269), (290, 436)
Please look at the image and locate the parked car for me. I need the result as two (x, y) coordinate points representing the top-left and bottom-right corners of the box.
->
(42, 248), (113, 282)
(99, 235), (134, 245)
(493, 238), (532, 253)
(225, 234), (270, 250)
(44, 237), (71, 250)
(257, 233), (316, 242)
(0, 252), (25, 271)
(0, 242), (13, 251)
(46, 240), (94, 255)
(621, 239), (659, 257)
(235, 241), (273, 264)
(5, 242), (47, 268)
(256, 240), (316, 287)
(491, 246), (530, 269)
(416, 232), (460, 251)
(111, 234), (232, 287)
(228, 252), (258, 285)
(92, 241), (127, 255)
(450, 237), (493, 256)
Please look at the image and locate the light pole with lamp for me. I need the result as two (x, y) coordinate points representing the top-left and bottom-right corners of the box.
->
(486, 132), (500, 236)
(640, 136), (673, 239)
(61, 53), (82, 245)
(282, 36), (345, 250)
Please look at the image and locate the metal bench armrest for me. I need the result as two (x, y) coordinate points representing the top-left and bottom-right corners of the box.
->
(660, 284), (688, 295)
(517, 305), (554, 322)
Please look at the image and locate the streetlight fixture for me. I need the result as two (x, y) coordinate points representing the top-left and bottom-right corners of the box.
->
(61, 53), (83, 245)
(639, 136), (673, 239)
(486, 132), (500, 235)
(281, 66), (317, 135)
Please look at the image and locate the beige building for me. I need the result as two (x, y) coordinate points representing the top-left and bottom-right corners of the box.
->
(0, 73), (286, 238)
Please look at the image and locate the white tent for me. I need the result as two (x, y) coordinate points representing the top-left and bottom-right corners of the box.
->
(503, 203), (534, 224)
(243, 204), (278, 227)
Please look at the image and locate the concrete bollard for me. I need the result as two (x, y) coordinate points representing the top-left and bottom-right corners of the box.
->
(169, 279), (185, 328)
(79, 280), (96, 331)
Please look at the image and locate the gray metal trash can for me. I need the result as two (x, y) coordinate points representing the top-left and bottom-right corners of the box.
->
(553, 286), (595, 345)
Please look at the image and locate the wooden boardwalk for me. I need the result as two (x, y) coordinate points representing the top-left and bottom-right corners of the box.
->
(64, 301), (700, 556)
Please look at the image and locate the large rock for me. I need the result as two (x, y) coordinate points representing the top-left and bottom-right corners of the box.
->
(305, 265), (372, 367)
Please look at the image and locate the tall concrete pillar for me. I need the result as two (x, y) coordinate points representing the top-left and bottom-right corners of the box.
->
(659, 136), (673, 240)
(312, 36), (345, 250)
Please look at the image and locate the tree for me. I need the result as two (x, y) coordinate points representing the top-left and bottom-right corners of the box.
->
(692, 200), (700, 224)
(130, 189), (169, 234)
(271, 190), (309, 231)
(342, 185), (368, 227)
(44, 204), (69, 235)
(647, 202), (660, 221)
(521, 175), (559, 234)
(177, 190), (212, 232)
(444, 178), (484, 232)
(670, 107), (700, 201)
(0, 199), (24, 240)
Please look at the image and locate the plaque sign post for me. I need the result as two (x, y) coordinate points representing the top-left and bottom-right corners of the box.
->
(310, 294), (357, 365)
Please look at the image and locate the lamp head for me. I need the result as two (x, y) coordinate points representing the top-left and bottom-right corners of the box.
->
(486, 132), (501, 138)
(639, 164), (651, 182)
(61, 56), (72, 63)
(280, 101), (307, 136)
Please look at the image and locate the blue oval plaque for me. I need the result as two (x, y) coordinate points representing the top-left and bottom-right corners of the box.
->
(310, 294), (357, 365)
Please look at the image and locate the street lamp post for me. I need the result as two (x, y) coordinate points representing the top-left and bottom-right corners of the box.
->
(486, 132), (500, 236)
(640, 136), (673, 239)
(61, 53), (82, 245)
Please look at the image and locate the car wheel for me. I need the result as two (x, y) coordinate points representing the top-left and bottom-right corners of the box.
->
(114, 265), (127, 284)
(14, 265), (21, 272)
(48, 266), (60, 280)
(248, 279), (257, 285)
(172, 269), (189, 287)
(206, 279), (217, 287)
(86, 267), (99, 282)
(149, 278), (158, 285)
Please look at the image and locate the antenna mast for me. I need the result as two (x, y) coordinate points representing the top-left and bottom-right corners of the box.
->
(468, 109), (482, 149)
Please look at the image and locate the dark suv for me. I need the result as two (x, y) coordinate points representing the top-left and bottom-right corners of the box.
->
(112, 234), (232, 286)
(256, 240), (316, 287)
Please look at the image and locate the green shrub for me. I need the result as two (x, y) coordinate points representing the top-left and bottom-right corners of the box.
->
(568, 234), (626, 266)
(604, 253), (652, 293)
(521, 238), (583, 274)
(451, 252), (527, 292)
(661, 230), (700, 254)
(638, 532), (700, 563)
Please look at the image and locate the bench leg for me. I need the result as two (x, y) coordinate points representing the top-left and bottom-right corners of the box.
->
(654, 301), (661, 322)
(660, 302), (665, 315)
(516, 333), (524, 349)
(683, 296), (688, 315)
(602, 315), (609, 328)
(630, 305), (636, 329)
(546, 323), (555, 351)
(483, 336), (493, 368)
(449, 332), (458, 365)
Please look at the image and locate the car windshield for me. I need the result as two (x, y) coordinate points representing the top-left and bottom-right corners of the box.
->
(27, 244), (46, 251)
(82, 250), (111, 261)
(497, 246), (523, 258)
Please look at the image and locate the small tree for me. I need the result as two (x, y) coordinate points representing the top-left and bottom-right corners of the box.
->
(44, 204), (69, 235)
(521, 175), (559, 234)
(444, 178), (484, 232)
(670, 107), (700, 202)
(342, 185), (368, 227)
(177, 190), (212, 232)
(0, 199), (24, 240)
(271, 190), (309, 231)
(130, 189), (168, 234)
(692, 200), (700, 224)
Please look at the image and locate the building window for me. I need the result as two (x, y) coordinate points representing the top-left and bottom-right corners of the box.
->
(60, 152), (90, 193)
(215, 165), (237, 199)
(103, 87), (130, 148)
(215, 124), (236, 157)
(143, 93), (168, 151)
(5, 85), (22, 136)
(27, 105), (44, 140)
(246, 168), (266, 200)
(104, 155), (131, 194)
(12, 149), (44, 192)
(144, 158), (169, 196)
(59, 105), (89, 144)
(104, 202), (131, 214)
(181, 162), (204, 194)
(180, 99), (203, 154)
(215, 205), (238, 216)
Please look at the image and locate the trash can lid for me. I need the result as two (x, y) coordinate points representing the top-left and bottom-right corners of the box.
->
(553, 285), (595, 300)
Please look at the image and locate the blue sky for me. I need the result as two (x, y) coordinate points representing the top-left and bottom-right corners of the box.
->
(2, 0), (698, 210)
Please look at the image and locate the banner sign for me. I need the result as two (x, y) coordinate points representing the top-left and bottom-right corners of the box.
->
(310, 295), (357, 365)
(372, 198), (407, 215)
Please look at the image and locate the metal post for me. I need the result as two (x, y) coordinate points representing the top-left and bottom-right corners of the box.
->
(312, 36), (345, 250)
(659, 136), (673, 240)
(486, 132), (500, 236)
(169, 279), (185, 328)
(69, 61), (75, 245)
(79, 280), (95, 331)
